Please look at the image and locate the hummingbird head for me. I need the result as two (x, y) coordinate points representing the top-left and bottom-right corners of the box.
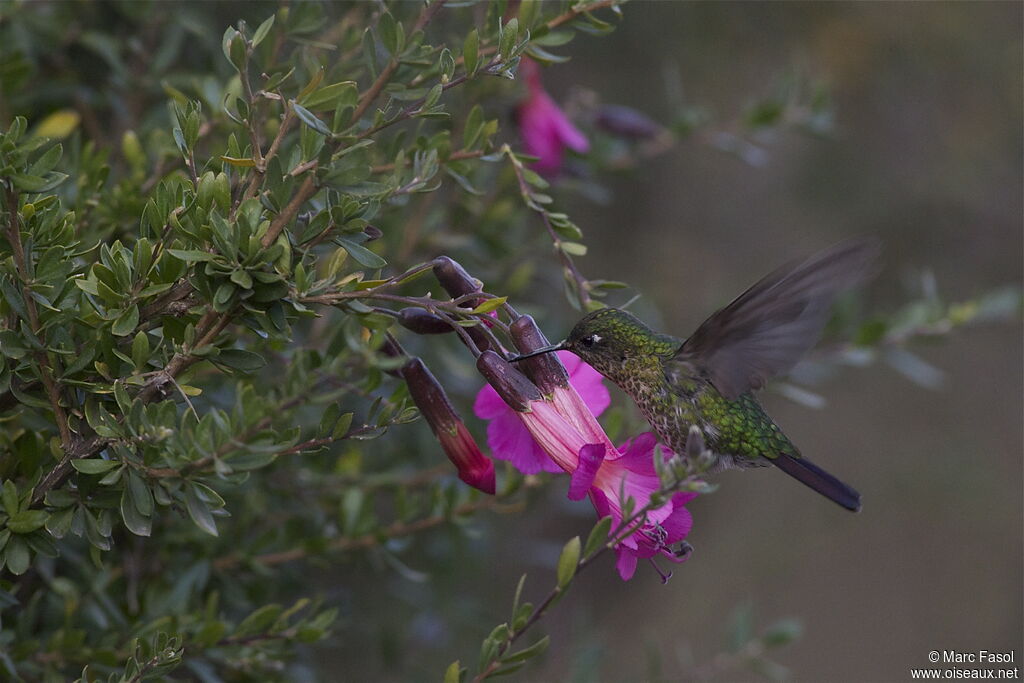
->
(513, 308), (675, 382)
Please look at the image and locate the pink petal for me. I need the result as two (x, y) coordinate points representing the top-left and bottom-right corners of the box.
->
(659, 504), (694, 544)
(563, 352), (610, 418)
(568, 443), (605, 501)
(473, 383), (510, 420)
(485, 410), (561, 474)
(616, 547), (639, 581)
(672, 490), (700, 507)
(552, 108), (590, 153)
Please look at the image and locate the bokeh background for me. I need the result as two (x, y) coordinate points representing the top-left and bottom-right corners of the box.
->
(336, 3), (1023, 681)
(3, 2), (1020, 681)
(534, 3), (1023, 680)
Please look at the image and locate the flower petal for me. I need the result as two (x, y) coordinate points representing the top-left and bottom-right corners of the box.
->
(486, 410), (561, 474)
(616, 547), (639, 581)
(562, 351), (610, 417)
(552, 108), (590, 153)
(473, 383), (510, 420)
(659, 502), (694, 544)
(568, 443), (606, 501)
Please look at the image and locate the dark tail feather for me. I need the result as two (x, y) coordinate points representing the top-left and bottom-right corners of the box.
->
(772, 453), (861, 512)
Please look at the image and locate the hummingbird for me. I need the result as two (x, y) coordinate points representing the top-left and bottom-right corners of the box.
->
(513, 240), (879, 511)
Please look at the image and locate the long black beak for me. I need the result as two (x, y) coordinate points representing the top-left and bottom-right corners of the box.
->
(509, 342), (567, 362)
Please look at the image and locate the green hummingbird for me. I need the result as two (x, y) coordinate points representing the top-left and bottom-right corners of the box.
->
(514, 240), (879, 511)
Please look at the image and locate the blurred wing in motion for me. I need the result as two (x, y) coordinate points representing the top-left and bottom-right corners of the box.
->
(677, 239), (880, 399)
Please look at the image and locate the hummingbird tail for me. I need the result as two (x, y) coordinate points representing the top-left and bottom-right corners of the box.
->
(772, 453), (862, 512)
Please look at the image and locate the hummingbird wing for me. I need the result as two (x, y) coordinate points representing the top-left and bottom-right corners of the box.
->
(675, 239), (880, 400)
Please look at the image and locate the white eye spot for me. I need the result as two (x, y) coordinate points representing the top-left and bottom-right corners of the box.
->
(591, 334), (601, 343)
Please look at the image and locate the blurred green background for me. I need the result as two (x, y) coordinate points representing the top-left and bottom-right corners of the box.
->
(516, 3), (1023, 680)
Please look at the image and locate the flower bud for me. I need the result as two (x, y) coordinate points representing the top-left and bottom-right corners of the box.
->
(433, 256), (495, 352)
(401, 357), (495, 494)
(397, 308), (453, 335)
(595, 104), (662, 141)
(363, 225), (383, 241)
(476, 351), (542, 412)
(433, 256), (483, 300)
(510, 315), (570, 393)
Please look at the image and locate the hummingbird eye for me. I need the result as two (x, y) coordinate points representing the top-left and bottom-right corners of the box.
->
(579, 334), (601, 349)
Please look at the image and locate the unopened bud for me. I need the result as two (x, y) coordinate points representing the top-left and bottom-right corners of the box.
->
(476, 350), (542, 412)
(510, 315), (569, 393)
(433, 256), (495, 352)
(595, 104), (663, 140)
(363, 225), (383, 241)
(397, 308), (453, 335)
(401, 357), (495, 494)
(433, 256), (483, 300)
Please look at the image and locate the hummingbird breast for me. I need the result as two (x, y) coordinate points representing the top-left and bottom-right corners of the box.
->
(615, 364), (790, 471)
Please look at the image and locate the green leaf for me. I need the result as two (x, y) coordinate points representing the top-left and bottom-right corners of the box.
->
(110, 305), (139, 336)
(443, 660), (463, 683)
(128, 471), (154, 517)
(120, 487), (151, 537)
(235, 604), (283, 637)
(214, 349), (266, 372)
(469, 297), (506, 314)
(292, 102), (332, 136)
(251, 13), (276, 47)
(510, 573), (527, 616)
(583, 516), (613, 556)
(463, 29), (479, 77)
(335, 235), (386, 268)
(71, 459), (120, 474)
(131, 331), (150, 372)
(499, 18), (519, 61)
(559, 241), (588, 256)
(301, 81), (358, 110)
(167, 249), (217, 263)
(463, 104), (485, 149)
(6, 510), (48, 534)
(2, 480), (18, 517)
(4, 536), (30, 575)
(184, 484), (218, 536)
(377, 12), (404, 57)
(502, 635), (550, 664)
(32, 109), (80, 139)
(556, 536), (580, 589)
(230, 269), (253, 289)
(45, 507), (74, 539)
(333, 412), (354, 439)
(220, 155), (257, 167)
(113, 381), (132, 415)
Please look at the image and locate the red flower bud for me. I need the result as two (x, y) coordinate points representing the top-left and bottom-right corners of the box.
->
(401, 357), (495, 494)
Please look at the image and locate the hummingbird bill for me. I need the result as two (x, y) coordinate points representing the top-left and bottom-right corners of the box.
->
(513, 239), (880, 512)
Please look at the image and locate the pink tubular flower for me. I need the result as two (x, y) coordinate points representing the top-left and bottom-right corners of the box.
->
(474, 349), (695, 580)
(474, 350), (608, 474)
(583, 433), (697, 581)
(517, 57), (590, 176)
